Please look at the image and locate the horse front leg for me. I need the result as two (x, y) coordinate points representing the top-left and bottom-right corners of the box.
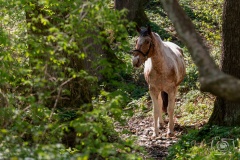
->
(167, 89), (177, 137)
(158, 93), (164, 128)
(150, 87), (161, 137)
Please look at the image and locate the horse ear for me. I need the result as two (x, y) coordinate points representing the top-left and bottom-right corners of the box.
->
(136, 25), (141, 33)
(147, 25), (151, 35)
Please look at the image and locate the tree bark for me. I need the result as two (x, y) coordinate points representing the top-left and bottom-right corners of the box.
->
(114, 0), (149, 26)
(209, 0), (240, 126)
(159, 0), (240, 102)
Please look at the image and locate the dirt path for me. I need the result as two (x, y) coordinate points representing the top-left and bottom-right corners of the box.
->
(126, 115), (187, 160)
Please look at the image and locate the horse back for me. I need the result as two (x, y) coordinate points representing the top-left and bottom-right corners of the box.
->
(162, 42), (186, 85)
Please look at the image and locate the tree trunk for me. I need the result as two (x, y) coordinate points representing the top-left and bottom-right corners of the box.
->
(208, 0), (240, 126)
(114, 0), (149, 26)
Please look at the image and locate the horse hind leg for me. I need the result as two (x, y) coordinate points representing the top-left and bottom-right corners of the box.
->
(161, 91), (168, 113)
(167, 89), (177, 137)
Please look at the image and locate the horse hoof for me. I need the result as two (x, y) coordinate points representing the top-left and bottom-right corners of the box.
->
(167, 132), (174, 137)
(152, 132), (159, 138)
(152, 134), (159, 139)
(151, 134), (156, 139)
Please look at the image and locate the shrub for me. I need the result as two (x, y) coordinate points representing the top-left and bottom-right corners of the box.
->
(0, 0), (142, 159)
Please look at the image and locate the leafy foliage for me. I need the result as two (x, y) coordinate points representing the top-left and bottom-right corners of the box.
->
(0, 0), (143, 159)
(167, 126), (240, 160)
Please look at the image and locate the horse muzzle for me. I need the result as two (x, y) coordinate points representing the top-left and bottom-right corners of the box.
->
(132, 56), (141, 68)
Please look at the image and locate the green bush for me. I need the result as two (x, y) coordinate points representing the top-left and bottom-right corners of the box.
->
(0, 0), (142, 159)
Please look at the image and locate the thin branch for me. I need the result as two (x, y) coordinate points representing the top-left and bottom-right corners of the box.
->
(40, 78), (74, 142)
(49, 78), (74, 120)
(160, 0), (240, 102)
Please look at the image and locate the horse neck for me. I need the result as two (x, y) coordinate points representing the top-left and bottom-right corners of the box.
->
(150, 33), (165, 65)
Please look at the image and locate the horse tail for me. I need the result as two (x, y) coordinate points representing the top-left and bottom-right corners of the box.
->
(161, 91), (168, 113)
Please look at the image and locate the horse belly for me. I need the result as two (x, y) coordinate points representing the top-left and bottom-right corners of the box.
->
(174, 58), (186, 85)
(145, 71), (166, 91)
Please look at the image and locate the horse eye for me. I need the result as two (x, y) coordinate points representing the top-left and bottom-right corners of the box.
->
(145, 40), (150, 44)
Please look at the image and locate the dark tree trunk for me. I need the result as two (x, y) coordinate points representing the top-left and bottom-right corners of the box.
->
(114, 0), (149, 26)
(209, 0), (240, 126)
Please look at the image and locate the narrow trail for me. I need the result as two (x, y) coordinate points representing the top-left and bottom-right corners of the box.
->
(116, 98), (204, 159)
(127, 115), (187, 160)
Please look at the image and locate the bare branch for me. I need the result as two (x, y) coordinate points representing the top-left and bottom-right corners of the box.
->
(160, 0), (240, 102)
(49, 78), (74, 120)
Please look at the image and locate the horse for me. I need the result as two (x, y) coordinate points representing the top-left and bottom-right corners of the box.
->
(131, 26), (186, 137)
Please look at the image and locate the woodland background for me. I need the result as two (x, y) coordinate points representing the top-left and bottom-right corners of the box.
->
(0, 0), (240, 159)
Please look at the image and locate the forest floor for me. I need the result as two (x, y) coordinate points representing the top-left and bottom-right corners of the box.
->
(130, 115), (203, 159)
(116, 111), (205, 160)
(128, 116), (182, 159)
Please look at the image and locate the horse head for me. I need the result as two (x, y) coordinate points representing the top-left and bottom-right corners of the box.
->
(132, 25), (154, 68)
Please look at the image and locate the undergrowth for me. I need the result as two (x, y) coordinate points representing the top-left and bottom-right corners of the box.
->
(167, 125), (240, 160)
(0, 0), (144, 159)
